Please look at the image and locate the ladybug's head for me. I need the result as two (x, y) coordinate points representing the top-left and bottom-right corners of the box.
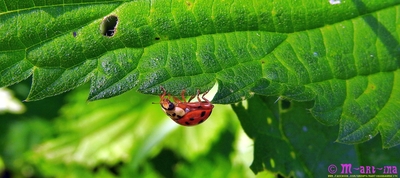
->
(161, 99), (175, 110)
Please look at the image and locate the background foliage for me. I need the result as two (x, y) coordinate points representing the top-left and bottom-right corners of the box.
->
(1, 0), (400, 177)
(1, 81), (260, 177)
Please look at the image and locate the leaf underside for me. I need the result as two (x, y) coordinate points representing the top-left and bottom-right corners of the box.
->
(232, 96), (400, 177)
(1, 0), (400, 154)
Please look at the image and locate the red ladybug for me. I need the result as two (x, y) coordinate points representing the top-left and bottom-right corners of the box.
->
(158, 86), (214, 126)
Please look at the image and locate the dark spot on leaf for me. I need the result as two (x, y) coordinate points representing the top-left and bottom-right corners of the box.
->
(100, 15), (118, 37)
(155, 37), (160, 40)
(281, 100), (291, 109)
(200, 111), (206, 117)
(73, 32), (77, 37)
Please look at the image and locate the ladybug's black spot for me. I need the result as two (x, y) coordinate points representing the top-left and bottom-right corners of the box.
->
(198, 119), (204, 124)
(189, 118), (194, 121)
(200, 111), (206, 117)
(185, 121), (190, 125)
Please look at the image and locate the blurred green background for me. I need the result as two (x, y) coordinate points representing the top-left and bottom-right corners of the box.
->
(0, 79), (272, 178)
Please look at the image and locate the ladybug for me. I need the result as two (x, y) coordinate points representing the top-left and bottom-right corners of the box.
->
(158, 86), (214, 126)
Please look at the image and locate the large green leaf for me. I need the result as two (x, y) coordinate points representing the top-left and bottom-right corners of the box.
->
(2, 0), (398, 100)
(232, 95), (400, 177)
(1, 0), (400, 161)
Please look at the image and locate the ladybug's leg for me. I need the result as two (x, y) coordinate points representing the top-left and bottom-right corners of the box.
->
(173, 96), (181, 104)
(181, 89), (187, 103)
(188, 92), (196, 102)
(196, 89), (202, 102)
(201, 90), (210, 103)
(160, 86), (167, 102)
(173, 89), (186, 104)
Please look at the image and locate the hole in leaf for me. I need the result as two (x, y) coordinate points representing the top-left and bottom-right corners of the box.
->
(281, 100), (291, 109)
(72, 32), (77, 37)
(100, 15), (118, 37)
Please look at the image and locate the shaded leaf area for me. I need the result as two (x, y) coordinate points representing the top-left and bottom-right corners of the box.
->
(1, 0), (400, 147)
(232, 95), (400, 177)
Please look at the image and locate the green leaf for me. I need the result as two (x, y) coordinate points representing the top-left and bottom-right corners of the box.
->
(2, 117), (54, 177)
(251, 3), (400, 147)
(232, 95), (400, 176)
(1, 0), (400, 150)
(32, 86), (170, 167)
(29, 84), (236, 170)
